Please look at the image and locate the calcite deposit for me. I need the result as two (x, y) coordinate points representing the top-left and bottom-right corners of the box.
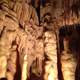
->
(44, 31), (58, 80)
(0, 0), (80, 80)
(61, 37), (77, 80)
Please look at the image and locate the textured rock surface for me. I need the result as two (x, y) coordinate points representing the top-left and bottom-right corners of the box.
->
(44, 31), (58, 80)
(0, 0), (80, 80)
(0, 1), (42, 80)
(13, 0), (39, 26)
(61, 37), (77, 80)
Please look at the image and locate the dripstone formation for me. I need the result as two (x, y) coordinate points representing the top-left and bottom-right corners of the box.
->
(0, 0), (80, 80)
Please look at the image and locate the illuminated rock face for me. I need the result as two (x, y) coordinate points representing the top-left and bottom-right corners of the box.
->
(0, 56), (7, 78)
(44, 31), (58, 80)
(13, 0), (39, 26)
(0, 18), (43, 80)
(0, 0), (42, 80)
(0, 0), (80, 80)
(61, 37), (77, 80)
(0, 4), (19, 79)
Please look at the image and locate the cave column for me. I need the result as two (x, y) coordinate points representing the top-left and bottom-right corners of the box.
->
(61, 37), (77, 80)
(44, 31), (58, 80)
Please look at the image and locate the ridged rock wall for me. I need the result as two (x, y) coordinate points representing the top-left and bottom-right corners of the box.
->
(0, 1), (43, 80)
(44, 31), (58, 80)
(0, 0), (80, 80)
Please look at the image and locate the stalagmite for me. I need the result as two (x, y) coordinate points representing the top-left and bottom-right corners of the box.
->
(61, 37), (77, 80)
(44, 31), (58, 80)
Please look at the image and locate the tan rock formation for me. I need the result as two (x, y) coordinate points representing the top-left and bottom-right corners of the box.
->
(13, 0), (39, 26)
(23, 22), (44, 78)
(61, 37), (77, 80)
(0, 2), (19, 78)
(44, 31), (58, 80)
(0, 0), (80, 80)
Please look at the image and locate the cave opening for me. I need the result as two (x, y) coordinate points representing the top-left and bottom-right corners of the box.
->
(59, 24), (80, 80)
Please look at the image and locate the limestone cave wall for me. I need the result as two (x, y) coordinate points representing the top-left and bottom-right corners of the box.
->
(0, 0), (80, 80)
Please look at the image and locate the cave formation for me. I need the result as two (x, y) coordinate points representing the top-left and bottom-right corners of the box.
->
(0, 0), (80, 80)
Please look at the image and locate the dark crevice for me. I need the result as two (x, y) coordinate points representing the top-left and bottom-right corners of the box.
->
(0, 26), (6, 38)
(14, 47), (21, 80)
(28, 57), (44, 80)
(0, 78), (7, 80)
(32, 0), (40, 25)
